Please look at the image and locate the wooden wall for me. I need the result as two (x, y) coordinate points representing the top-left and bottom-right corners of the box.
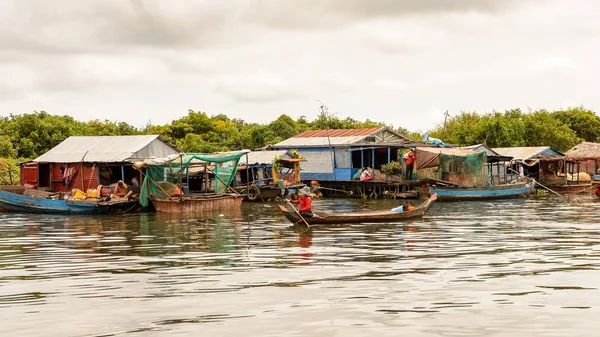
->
(51, 163), (99, 192)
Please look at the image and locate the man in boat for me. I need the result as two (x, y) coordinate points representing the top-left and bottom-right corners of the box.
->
(290, 186), (313, 218)
(405, 148), (416, 181)
(110, 180), (132, 199)
(391, 204), (415, 213)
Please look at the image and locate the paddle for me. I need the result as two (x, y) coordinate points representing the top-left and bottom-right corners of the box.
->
(285, 199), (310, 227)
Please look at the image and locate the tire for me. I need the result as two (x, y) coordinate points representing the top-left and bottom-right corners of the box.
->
(247, 185), (261, 201)
(280, 188), (289, 198)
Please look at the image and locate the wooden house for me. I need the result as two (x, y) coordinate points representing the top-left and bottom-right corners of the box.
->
(271, 127), (418, 181)
(493, 146), (567, 186)
(20, 135), (180, 193)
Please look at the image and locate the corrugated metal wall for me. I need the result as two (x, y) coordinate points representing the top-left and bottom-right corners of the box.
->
(297, 149), (334, 174)
(335, 148), (351, 168)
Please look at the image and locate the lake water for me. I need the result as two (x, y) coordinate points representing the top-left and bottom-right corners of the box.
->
(1, 196), (600, 337)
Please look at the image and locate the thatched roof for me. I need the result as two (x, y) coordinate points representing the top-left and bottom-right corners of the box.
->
(566, 142), (600, 160)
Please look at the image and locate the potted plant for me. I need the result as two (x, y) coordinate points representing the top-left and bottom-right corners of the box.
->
(381, 161), (402, 181)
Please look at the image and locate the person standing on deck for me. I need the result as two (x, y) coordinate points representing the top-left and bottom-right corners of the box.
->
(518, 163), (525, 181)
(405, 148), (416, 181)
(290, 186), (313, 218)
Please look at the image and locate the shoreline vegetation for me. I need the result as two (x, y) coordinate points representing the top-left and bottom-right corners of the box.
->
(0, 106), (598, 184)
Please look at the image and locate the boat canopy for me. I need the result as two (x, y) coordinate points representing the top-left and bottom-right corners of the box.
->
(137, 150), (250, 207)
(415, 147), (489, 187)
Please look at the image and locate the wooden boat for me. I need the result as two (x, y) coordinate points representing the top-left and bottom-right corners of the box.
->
(0, 186), (131, 214)
(428, 180), (536, 201)
(151, 193), (245, 213)
(278, 194), (437, 225)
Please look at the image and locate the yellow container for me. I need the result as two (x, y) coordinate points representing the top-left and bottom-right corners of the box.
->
(73, 189), (86, 200)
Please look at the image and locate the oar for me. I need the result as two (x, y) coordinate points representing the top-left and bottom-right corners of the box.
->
(314, 186), (353, 195)
(508, 167), (565, 199)
(286, 199), (310, 227)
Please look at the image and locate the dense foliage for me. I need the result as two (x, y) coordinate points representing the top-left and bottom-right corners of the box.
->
(0, 106), (597, 170)
(428, 107), (597, 152)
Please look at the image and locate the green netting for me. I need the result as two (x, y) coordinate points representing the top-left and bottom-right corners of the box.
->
(139, 150), (249, 207)
(417, 152), (490, 187)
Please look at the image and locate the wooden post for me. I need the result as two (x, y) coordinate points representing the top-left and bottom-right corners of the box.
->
(387, 148), (391, 165)
(8, 169), (13, 185)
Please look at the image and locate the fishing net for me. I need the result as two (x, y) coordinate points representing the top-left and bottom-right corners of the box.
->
(139, 150), (249, 207)
(416, 148), (489, 187)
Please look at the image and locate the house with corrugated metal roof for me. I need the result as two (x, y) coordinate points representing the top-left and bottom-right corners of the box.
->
(493, 146), (568, 186)
(20, 135), (180, 192)
(271, 127), (417, 181)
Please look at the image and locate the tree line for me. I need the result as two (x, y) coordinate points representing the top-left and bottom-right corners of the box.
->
(0, 106), (598, 164)
(427, 107), (598, 152)
(0, 109), (392, 161)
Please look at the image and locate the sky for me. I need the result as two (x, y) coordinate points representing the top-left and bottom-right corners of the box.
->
(0, 0), (598, 132)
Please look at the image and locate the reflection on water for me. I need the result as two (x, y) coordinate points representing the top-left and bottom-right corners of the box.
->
(2, 197), (600, 336)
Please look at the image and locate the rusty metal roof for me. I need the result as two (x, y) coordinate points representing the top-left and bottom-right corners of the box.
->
(274, 127), (410, 148)
(292, 128), (385, 138)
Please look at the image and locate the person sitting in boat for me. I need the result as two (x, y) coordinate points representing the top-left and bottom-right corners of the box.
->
(391, 204), (415, 213)
(110, 180), (132, 199)
(360, 167), (373, 182)
(290, 186), (313, 218)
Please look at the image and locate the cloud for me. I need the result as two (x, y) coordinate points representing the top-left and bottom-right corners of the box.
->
(243, 0), (537, 29)
(0, 0), (598, 133)
(214, 72), (304, 103)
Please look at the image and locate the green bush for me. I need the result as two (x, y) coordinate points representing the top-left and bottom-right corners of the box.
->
(381, 161), (402, 175)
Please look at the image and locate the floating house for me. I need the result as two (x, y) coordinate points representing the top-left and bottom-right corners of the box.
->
(493, 146), (567, 186)
(565, 142), (600, 178)
(271, 127), (417, 181)
(20, 135), (180, 192)
(233, 150), (305, 201)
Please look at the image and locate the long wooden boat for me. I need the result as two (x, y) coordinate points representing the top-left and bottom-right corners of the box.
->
(428, 180), (536, 201)
(0, 186), (129, 214)
(278, 194), (437, 225)
(151, 193), (245, 213)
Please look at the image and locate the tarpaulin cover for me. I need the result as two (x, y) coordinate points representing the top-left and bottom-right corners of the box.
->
(415, 147), (489, 187)
(139, 150), (249, 207)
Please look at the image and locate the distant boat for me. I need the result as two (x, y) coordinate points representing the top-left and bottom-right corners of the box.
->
(428, 180), (536, 201)
(0, 186), (131, 214)
(150, 194), (245, 213)
(278, 194), (436, 225)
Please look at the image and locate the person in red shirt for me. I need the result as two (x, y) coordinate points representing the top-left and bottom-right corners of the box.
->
(291, 186), (313, 217)
(405, 148), (416, 181)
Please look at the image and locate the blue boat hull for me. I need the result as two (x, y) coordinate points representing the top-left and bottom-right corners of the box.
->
(0, 190), (109, 214)
(429, 181), (536, 201)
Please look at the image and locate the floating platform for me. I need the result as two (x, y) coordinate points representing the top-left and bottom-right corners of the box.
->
(310, 180), (423, 199)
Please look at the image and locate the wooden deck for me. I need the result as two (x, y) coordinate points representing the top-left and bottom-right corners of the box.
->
(310, 180), (424, 199)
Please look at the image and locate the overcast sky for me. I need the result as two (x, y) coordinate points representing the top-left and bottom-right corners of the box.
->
(1, 0), (598, 132)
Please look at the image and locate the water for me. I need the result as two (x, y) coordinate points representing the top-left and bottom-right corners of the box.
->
(1, 196), (600, 336)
